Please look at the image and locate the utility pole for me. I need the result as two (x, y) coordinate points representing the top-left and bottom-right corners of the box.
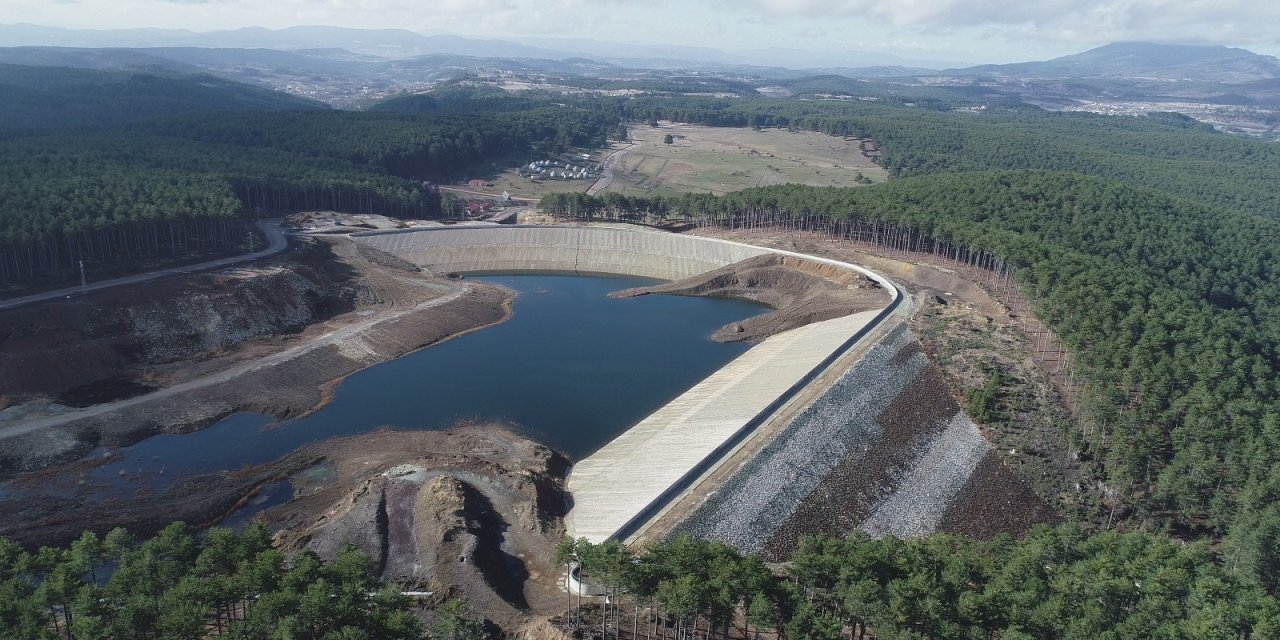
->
(79, 260), (86, 291)
(248, 231), (255, 252)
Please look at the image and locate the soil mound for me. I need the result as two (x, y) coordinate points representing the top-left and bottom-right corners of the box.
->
(266, 428), (570, 630)
(0, 426), (571, 632)
(611, 253), (888, 341)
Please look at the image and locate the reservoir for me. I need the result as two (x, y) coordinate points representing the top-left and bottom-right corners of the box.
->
(20, 274), (764, 500)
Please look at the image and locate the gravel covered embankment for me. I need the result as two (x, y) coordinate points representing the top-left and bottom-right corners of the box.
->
(673, 324), (1055, 559)
(672, 324), (923, 554)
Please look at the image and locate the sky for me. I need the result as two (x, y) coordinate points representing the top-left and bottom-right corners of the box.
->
(3, 0), (1279, 65)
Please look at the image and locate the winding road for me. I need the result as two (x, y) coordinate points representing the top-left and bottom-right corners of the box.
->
(0, 219), (288, 313)
(0, 284), (471, 440)
(586, 142), (640, 196)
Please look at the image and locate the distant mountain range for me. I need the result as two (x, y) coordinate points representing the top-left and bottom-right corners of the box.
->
(949, 42), (1280, 84)
(4, 24), (1280, 124)
(6, 24), (1280, 87)
(0, 23), (956, 71)
(7, 24), (1280, 82)
(0, 63), (324, 131)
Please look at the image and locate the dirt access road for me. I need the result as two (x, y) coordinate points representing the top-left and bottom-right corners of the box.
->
(586, 142), (640, 196)
(439, 186), (538, 203)
(0, 284), (471, 441)
(0, 219), (288, 312)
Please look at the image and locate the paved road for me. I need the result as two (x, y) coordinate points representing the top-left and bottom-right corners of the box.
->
(438, 187), (538, 203)
(587, 143), (639, 196)
(0, 285), (470, 441)
(0, 219), (288, 313)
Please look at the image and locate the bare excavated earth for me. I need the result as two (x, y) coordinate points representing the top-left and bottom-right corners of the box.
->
(0, 425), (571, 634)
(0, 239), (358, 403)
(671, 324), (1057, 561)
(0, 236), (513, 475)
(688, 227), (1085, 516)
(263, 427), (570, 633)
(610, 253), (888, 342)
(0, 444), (318, 550)
(655, 227), (1063, 557)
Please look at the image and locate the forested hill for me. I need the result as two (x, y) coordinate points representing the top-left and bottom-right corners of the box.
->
(0, 92), (620, 287)
(543, 170), (1280, 586)
(0, 64), (326, 132)
(574, 95), (1280, 218)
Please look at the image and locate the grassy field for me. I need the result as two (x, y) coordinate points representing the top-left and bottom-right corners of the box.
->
(599, 123), (887, 197)
(457, 123), (887, 203)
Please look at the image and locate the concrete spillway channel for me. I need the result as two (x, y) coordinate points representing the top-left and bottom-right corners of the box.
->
(352, 226), (903, 543)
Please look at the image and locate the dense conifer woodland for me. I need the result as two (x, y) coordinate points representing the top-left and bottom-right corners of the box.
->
(540, 97), (1280, 552)
(4, 525), (1276, 639)
(0, 75), (615, 284)
(5, 66), (1280, 636)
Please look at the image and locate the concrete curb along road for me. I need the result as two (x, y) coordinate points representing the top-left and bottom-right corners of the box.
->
(0, 219), (288, 312)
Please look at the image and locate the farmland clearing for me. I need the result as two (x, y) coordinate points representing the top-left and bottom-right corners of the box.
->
(447, 123), (887, 205)
(599, 122), (888, 197)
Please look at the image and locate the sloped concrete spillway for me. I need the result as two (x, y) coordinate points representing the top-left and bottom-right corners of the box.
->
(353, 226), (902, 543)
(350, 226), (769, 280)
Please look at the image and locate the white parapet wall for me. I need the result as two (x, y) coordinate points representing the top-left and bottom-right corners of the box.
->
(352, 225), (769, 280)
(351, 225), (903, 543)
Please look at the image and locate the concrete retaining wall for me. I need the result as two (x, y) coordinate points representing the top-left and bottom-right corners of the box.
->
(348, 225), (768, 280)
(352, 226), (770, 280)
(353, 226), (901, 298)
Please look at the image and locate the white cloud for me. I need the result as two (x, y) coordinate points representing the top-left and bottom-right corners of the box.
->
(747, 0), (1280, 45)
(2, 0), (1277, 62)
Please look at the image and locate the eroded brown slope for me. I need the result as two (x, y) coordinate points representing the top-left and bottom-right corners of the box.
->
(0, 236), (513, 474)
(265, 427), (570, 631)
(611, 253), (888, 341)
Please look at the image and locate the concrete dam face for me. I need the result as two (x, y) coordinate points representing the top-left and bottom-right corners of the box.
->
(353, 225), (903, 543)
(351, 225), (772, 280)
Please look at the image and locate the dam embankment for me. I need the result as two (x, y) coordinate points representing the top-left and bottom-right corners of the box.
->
(353, 225), (902, 543)
(351, 225), (770, 280)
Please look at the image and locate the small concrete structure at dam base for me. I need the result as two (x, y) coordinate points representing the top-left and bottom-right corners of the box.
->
(353, 225), (902, 543)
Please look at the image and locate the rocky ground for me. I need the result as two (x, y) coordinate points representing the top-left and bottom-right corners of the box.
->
(0, 425), (571, 634)
(0, 236), (514, 475)
(264, 427), (570, 632)
(610, 253), (889, 342)
(689, 227), (1088, 522)
(671, 325), (923, 555)
(656, 227), (1069, 556)
(669, 323), (1054, 560)
(0, 239), (358, 403)
(909, 293), (1089, 523)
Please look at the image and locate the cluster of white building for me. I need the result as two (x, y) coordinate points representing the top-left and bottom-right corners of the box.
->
(526, 159), (601, 180)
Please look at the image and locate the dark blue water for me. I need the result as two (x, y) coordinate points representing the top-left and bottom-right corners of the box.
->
(15, 275), (762, 504)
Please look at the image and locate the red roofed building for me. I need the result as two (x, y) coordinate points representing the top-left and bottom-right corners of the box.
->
(468, 179), (488, 188)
